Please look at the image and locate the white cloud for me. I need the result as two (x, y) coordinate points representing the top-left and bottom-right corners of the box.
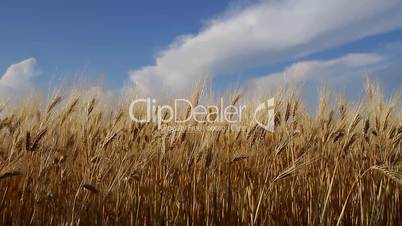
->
(0, 58), (38, 101)
(245, 53), (398, 102)
(248, 53), (384, 85)
(129, 0), (402, 96)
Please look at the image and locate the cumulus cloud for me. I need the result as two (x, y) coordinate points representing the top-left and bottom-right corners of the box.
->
(0, 58), (38, 101)
(129, 0), (402, 96)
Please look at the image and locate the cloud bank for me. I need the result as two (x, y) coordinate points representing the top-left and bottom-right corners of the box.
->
(0, 58), (38, 101)
(129, 0), (402, 96)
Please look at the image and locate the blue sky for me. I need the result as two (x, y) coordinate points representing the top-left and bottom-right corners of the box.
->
(0, 0), (402, 99)
(0, 0), (230, 88)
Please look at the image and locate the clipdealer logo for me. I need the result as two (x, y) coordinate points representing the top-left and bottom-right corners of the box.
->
(253, 98), (275, 132)
(129, 97), (275, 132)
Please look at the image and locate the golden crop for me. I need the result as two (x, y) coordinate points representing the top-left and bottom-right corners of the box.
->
(0, 83), (401, 225)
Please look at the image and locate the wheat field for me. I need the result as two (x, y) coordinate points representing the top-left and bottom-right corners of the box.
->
(0, 83), (401, 225)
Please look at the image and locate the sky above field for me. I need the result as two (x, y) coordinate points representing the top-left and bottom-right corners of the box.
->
(0, 0), (402, 100)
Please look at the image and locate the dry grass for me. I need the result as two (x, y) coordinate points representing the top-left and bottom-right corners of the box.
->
(0, 83), (401, 225)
